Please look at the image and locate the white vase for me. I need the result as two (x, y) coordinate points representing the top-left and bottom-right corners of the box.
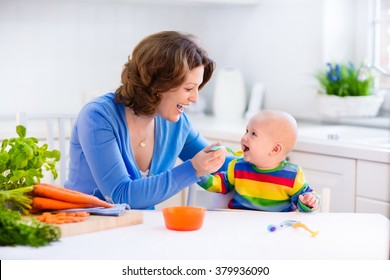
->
(213, 68), (246, 120)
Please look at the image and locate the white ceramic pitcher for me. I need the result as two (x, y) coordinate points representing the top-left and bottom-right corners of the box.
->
(213, 68), (246, 120)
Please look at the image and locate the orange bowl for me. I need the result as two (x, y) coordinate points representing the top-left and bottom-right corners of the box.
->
(162, 206), (206, 231)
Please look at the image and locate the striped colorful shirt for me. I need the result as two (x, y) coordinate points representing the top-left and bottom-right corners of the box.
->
(198, 158), (318, 212)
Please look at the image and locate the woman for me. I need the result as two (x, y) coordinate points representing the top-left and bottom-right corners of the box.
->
(65, 31), (230, 209)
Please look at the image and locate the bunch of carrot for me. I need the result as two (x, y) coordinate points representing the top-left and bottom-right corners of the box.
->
(36, 212), (90, 224)
(31, 183), (113, 213)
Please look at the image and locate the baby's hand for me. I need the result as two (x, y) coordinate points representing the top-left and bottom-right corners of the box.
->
(299, 193), (319, 210)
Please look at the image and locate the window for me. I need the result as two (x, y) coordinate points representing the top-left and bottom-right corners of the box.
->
(369, 0), (390, 115)
(370, 0), (390, 89)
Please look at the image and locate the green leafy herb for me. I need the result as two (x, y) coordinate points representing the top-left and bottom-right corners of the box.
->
(0, 125), (62, 247)
(0, 208), (61, 247)
(0, 125), (60, 213)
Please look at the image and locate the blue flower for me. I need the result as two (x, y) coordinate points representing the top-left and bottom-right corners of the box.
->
(326, 63), (341, 82)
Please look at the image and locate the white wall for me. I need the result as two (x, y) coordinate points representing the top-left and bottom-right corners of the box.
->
(0, 0), (367, 119)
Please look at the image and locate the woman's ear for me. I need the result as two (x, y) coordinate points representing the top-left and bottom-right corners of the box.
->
(270, 143), (283, 156)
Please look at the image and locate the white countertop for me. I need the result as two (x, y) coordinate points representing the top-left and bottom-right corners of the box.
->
(1, 210), (389, 260)
(188, 114), (390, 163)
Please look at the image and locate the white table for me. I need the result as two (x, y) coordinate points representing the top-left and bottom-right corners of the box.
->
(1, 210), (389, 260)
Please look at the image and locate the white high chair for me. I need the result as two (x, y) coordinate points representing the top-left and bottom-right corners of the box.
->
(187, 184), (331, 213)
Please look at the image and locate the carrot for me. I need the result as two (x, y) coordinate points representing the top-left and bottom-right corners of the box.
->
(74, 212), (90, 217)
(36, 211), (90, 224)
(31, 197), (100, 212)
(33, 183), (112, 208)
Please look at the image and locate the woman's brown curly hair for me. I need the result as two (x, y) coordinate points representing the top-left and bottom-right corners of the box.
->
(115, 31), (215, 116)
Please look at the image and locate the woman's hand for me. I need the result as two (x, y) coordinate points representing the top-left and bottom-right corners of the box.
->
(191, 141), (227, 177)
(299, 193), (319, 210)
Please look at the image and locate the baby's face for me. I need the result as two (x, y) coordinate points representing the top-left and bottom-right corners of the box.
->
(241, 110), (297, 169)
(240, 117), (277, 169)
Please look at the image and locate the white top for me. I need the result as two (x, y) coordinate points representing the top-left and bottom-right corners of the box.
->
(139, 169), (149, 177)
(1, 210), (389, 260)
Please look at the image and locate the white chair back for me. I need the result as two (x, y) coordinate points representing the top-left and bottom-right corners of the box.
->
(187, 184), (234, 210)
(319, 187), (331, 213)
(16, 112), (77, 186)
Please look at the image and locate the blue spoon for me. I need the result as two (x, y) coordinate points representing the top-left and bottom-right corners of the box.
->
(211, 145), (244, 156)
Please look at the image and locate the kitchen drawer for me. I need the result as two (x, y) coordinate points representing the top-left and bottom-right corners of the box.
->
(287, 151), (356, 213)
(356, 160), (390, 202)
(356, 197), (390, 219)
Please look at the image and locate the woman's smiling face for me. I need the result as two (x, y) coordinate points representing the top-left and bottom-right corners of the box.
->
(156, 66), (204, 122)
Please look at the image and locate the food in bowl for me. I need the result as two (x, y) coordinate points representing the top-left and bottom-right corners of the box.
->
(162, 206), (206, 231)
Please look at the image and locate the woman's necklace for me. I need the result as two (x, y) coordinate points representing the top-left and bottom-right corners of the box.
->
(126, 108), (155, 149)
(138, 119), (154, 148)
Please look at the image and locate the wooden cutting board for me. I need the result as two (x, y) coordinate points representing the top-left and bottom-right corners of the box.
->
(59, 210), (143, 237)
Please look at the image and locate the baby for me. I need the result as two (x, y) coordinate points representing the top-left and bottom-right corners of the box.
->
(199, 109), (319, 212)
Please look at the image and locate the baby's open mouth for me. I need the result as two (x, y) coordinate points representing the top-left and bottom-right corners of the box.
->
(243, 145), (250, 152)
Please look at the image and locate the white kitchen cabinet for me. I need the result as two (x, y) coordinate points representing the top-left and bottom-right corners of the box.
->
(287, 151), (356, 213)
(356, 160), (390, 218)
(356, 197), (390, 218)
